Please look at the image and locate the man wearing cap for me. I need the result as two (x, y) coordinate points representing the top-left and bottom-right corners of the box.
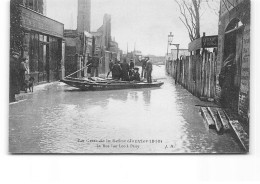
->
(145, 57), (153, 83)
(131, 67), (140, 81)
(9, 50), (21, 102)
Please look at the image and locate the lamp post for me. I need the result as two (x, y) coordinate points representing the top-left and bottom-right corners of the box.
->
(167, 32), (174, 56)
(171, 44), (180, 60)
(167, 32), (180, 60)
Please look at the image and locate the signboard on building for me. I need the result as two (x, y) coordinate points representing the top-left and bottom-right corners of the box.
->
(202, 35), (218, 48)
(21, 6), (64, 38)
(189, 35), (218, 51)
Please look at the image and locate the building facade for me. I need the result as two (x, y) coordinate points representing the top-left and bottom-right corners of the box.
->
(216, 0), (250, 121)
(64, 0), (93, 77)
(15, 0), (64, 83)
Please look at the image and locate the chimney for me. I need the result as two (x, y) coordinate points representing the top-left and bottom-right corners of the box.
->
(77, 0), (91, 33)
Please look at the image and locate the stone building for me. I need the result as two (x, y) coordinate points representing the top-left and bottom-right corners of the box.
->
(216, 0), (250, 121)
(64, 0), (93, 77)
(14, 0), (64, 83)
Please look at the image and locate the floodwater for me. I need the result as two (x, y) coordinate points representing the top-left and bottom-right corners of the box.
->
(9, 66), (244, 153)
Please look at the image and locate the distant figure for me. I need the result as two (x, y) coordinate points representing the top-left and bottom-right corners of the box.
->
(86, 56), (93, 78)
(91, 54), (100, 77)
(141, 57), (148, 78)
(129, 59), (135, 76)
(112, 60), (122, 80)
(145, 58), (153, 83)
(120, 58), (130, 81)
(107, 59), (114, 78)
(130, 67), (140, 81)
(10, 50), (21, 102)
(19, 57), (29, 91)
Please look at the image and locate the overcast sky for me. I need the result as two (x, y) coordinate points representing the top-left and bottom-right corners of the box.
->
(46, 0), (219, 56)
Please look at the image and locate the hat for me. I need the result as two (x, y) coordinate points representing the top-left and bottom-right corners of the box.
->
(134, 67), (139, 71)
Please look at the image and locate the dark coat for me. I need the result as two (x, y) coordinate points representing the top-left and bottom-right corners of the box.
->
(112, 63), (122, 78)
(120, 62), (130, 81)
(130, 61), (134, 69)
(92, 56), (100, 68)
(133, 72), (140, 81)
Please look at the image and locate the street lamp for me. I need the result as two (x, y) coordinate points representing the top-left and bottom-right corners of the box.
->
(167, 32), (174, 56)
(171, 44), (180, 60)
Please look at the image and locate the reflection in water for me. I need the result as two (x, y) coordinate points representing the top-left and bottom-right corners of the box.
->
(9, 66), (244, 153)
(143, 89), (151, 105)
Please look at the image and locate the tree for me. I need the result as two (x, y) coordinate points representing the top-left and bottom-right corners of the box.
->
(175, 0), (220, 41)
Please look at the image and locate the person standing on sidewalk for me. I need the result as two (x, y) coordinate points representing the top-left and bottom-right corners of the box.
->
(9, 50), (21, 102)
(145, 58), (153, 83)
(19, 57), (29, 91)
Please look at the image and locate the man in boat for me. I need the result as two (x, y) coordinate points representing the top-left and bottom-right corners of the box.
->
(130, 67), (141, 81)
(91, 54), (100, 77)
(141, 57), (148, 78)
(145, 57), (153, 83)
(111, 60), (122, 80)
(120, 58), (130, 81)
(86, 56), (93, 78)
(129, 59), (135, 77)
(106, 59), (114, 78)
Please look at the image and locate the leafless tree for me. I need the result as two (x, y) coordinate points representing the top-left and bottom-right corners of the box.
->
(175, 0), (220, 41)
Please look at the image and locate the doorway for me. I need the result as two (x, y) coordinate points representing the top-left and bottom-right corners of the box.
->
(38, 35), (49, 82)
(222, 18), (244, 112)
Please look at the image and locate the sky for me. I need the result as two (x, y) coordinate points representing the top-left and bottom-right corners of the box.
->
(46, 0), (219, 56)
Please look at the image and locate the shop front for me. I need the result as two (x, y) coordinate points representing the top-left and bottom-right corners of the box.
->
(21, 6), (64, 83)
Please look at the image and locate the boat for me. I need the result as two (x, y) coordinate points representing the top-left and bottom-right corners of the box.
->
(60, 77), (164, 91)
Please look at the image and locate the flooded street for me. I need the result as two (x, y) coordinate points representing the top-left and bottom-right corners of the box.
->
(9, 66), (243, 153)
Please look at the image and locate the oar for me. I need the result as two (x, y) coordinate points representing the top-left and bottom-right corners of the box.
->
(64, 63), (92, 78)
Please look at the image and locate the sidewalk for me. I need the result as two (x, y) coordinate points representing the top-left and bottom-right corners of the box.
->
(13, 82), (59, 103)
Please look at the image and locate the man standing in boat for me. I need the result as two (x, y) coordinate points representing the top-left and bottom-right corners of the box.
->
(146, 57), (153, 83)
(141, 57), (148, 78)
(107, 59), (114, 78)
(91, 54), (100, 77)
(120, 58), (130, 81)
(111, 59), (122, 80)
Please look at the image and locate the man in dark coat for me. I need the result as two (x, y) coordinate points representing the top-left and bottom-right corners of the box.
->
(120, 58), (130, 81)
(86, 56), (93, 78)
(112, 61), (122, 80)
(107, 59), (114, 78)
(132, 67), (140, 81)
(91, 54), (100, 77)
(141, 57), (148, 78)
(129, 59), (135, 77)
(9, 50), (21, 102)
(145, 58), (153, 83)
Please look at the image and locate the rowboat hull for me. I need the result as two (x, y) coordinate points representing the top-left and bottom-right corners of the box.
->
(60, 78), (164, 91)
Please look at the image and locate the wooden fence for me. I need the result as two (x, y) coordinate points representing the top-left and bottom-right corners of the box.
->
(166, 50), (217, 101)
